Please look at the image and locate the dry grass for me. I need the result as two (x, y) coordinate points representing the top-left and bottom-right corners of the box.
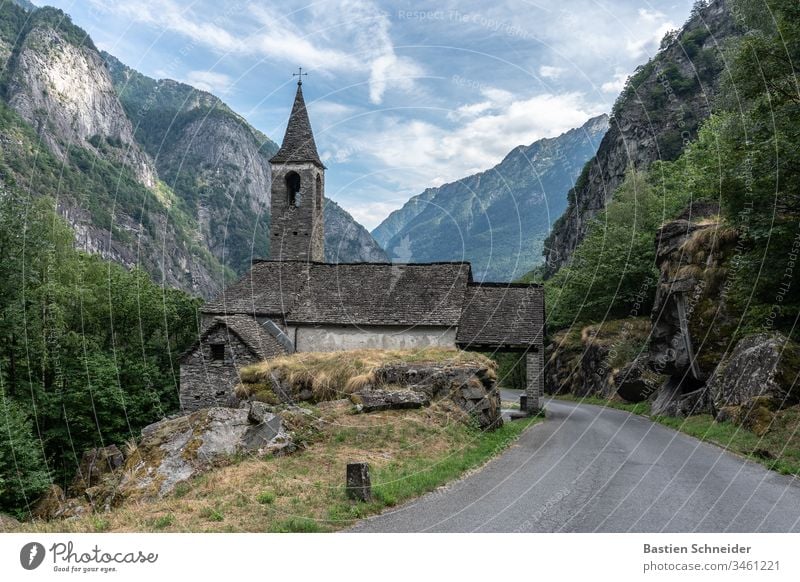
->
(13, 400), (538, 533)
(238, 347), (495, 402)
(679, 223), (738, 258)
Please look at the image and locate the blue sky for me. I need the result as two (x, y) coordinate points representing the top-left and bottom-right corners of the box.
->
(36, 0), (694, 229)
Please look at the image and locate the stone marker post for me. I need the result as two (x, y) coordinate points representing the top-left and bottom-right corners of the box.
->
(346, 462), (372, 502)
(522, 349), (543, 414)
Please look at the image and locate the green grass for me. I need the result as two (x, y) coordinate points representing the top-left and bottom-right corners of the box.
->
(370, 415), (542, 509)
(553, 395), (800, 476)
(148, 514), (175, 530)
(256, 491), (276, 505)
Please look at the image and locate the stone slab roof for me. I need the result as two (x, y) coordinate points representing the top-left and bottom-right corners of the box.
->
(181, 315), (288, 361)
(203, 261), (309, 318)
(456, 284), (544, 349)
(288, 262), (472, 326)
(202, 261), (545, 348)
(269, 83), (323, 167)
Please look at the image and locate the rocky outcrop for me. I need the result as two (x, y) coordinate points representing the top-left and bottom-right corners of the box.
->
(612, 357), (662, 403)
(371, 362), (501, 429)
(351, 389), (429, 412)
(124, 405), (293, 498)
(544, 318), (663, 401)
(645, 209), (739, 414)
(7, 20), (156, 187)
(544, 0), (738, 275)
(373, 115), (607, 280)
(707, 333), (800, 411)
(69, 445), (125, 498)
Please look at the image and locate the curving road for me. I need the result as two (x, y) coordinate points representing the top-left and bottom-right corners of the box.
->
(349, 398), (800, 532)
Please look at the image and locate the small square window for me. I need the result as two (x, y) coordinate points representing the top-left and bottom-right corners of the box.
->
(210, 343), (225, 361)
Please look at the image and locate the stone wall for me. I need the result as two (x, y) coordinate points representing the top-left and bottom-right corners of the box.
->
(293, 324), (457, 352)
(179, 326), (263, 412)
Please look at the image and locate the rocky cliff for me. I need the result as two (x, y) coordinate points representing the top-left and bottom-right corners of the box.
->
(373, 115), (607, 281)
(6, 18), (156, 187)
(543, 0), (738, 276)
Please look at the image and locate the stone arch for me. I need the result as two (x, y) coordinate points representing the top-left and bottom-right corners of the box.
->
(285, 171), (301, 207)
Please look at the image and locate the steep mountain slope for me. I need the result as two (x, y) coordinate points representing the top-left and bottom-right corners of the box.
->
(0, 5), (225, 296)
(543, 0), (739, 276)
(105, 54), (277, 276)
(373, 115), (607, 281)
(325, 199), (388, 263)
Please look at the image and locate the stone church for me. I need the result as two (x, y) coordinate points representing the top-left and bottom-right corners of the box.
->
(179, 79), (545, 414)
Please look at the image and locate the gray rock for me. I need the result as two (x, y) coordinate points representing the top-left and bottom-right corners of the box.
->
(248, 401), (273, 425)
(613, 357), (661, 403)
(69, 444), (125, 497)
(127, 407), (293, 497)
(706, 333), (799, 410)
(651, 378), (711, 417)
(352, 389), (429, 412)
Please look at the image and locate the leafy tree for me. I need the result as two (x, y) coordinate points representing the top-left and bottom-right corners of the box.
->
(0, 389), (51, 518)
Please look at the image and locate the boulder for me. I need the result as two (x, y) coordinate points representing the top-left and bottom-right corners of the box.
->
(0, 513), (19, 532)
(69, 444), (125, 496)
(651, 378), (711, 417)
(706, 333), (800, 411)
(351, 389), (429, 412)
(123, 407), (294, 497)
(371, 362), (502, 430)
(612, 357), (661, 403)
(31, 484), (65, 520)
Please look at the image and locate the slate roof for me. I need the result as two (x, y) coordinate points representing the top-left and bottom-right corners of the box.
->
(288, 262), (472, 326)
(269, 82), (323, 167)
(203, 261), (309, 317)
(202, 261), (545, 348)
(456, 283), (545, 349)
(180, 315), (289, 361)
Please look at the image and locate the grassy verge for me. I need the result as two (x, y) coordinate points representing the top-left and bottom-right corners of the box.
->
(16, 402), (541, 533)
(552, 395), (800, 476)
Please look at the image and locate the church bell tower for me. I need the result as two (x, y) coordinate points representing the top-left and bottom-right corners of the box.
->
(269, 72), (325, 262)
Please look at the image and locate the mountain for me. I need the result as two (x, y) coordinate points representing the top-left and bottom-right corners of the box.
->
(372, 115), (607, 281)
(543, 0), (738, 276)
(325, 199), (388, 263)
(0, 5), (225, 296)
(0, 4), (384, 299)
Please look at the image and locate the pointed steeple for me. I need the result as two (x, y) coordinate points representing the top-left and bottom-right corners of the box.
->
(270, 81), (324, 167)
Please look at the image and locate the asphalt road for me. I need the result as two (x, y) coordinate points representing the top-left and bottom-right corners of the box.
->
(349, 397), (800, 532)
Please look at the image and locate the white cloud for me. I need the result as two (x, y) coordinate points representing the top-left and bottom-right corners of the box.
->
(347, 200), (406, 230)
(347, 89), (603, 198)
(625, 9), (676, 59)
(184, 70), (233, 95)
(539, 65), (566, 79)
(601, 70), (629, 94)
(89, 0), (422, 104)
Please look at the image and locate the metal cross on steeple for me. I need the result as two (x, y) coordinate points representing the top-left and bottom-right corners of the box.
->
(293, 67), (308, 86)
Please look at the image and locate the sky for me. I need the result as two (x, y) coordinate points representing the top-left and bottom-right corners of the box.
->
(35, 0), (695, 230)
